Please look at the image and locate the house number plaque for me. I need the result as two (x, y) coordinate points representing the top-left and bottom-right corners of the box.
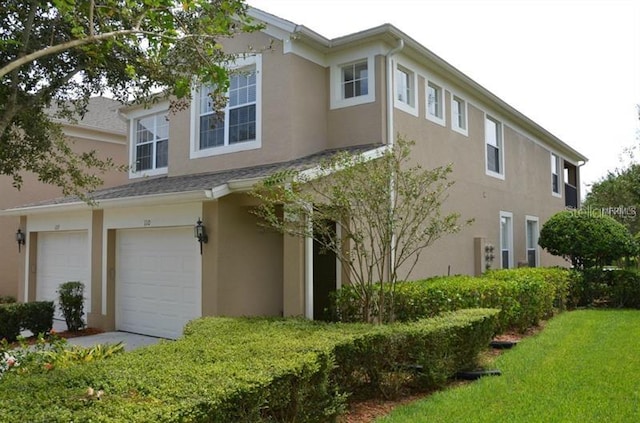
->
(143, 219), (151, 227)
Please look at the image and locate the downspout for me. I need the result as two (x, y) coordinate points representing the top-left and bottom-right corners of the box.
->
(386, 38), (404, 147)
(385, 38), (404, 295)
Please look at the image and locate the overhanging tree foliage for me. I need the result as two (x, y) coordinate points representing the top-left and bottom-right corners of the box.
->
(252, 137), (471, 323)
(538, 210), (638, 270)
(1, 0), (258, 197)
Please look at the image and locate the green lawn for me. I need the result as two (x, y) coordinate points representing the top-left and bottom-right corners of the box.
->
(378, 310), (640, 423)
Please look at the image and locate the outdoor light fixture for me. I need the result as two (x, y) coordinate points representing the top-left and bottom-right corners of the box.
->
(194, 218), (208, 254)
(16, 229), (25, 253)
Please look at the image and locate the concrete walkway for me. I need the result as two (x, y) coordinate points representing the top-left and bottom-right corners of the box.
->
(20, 320), (167, 352)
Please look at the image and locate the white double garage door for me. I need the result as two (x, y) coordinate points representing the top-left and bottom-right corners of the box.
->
(36, 227), (200, 339)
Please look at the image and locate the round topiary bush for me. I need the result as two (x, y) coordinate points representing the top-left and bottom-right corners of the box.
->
(539, 210), (638, 270)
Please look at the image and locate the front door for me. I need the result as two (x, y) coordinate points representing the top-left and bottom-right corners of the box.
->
(313, 220), (337, 320)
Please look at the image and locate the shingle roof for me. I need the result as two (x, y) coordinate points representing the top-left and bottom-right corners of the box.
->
(12, 144), (382, 210)
(48, 96), (126, 133)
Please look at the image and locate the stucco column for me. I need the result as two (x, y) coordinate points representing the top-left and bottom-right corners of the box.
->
(283, 234), (305, 317)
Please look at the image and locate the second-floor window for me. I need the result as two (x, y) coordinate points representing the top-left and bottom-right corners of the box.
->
(451, 94), (468, 135)
(485, 115), (504, 177)
(191, 55), (262, 159)
(199, 68), (257, 149)
(134, 112), (168, 172)
(551, 153), (561, 195)
(342, 61), (368, 99)
(396, 67), (412, 106)
(426, 81), (444, 125)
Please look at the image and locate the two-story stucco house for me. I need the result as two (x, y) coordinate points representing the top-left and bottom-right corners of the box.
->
(0, 96), (128, 300)
(1, 8), (586, 339)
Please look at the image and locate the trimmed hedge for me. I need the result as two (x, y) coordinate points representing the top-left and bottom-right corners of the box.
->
(0, 301), (54, 342)
(0, 295), (16, 304)
(333, 267), (570, 332)
(0, 309), (498, 422)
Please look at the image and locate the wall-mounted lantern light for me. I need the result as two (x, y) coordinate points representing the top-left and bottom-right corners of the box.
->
(194, 218), (208, 254)
(16, 229), (25, 253)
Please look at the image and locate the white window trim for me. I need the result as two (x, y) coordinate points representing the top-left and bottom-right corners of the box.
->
(450, 92), (468, 136)
(525, 215), (540, 268)
(551, 152), (562, 197)
(500, 211), (514, 269)
(190, 54), (262, 159)
(127, 102), (170, 179)
(330, 56), (375, 109)
(425, 80), (446, 126)
(485, 114), (505, 180)
(393, 62), (419, 117)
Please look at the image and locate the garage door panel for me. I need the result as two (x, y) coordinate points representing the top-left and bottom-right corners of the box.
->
(36, 231), (90, 320)
(116, 227), (200, 339)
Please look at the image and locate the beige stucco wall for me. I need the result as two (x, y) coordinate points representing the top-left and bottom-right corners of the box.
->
(215, 194), (284, 316)
(391, 71), (573, 279)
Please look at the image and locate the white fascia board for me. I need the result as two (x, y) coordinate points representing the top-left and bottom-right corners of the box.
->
(296, 145), (390, 183)
(0, 190), (212, 216)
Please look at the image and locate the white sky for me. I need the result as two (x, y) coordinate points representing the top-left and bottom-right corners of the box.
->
(248, 0), (640, 194)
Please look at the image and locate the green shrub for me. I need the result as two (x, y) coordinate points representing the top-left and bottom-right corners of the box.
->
(21, 301), (54, 336)
(538, 211), (638, 269)
(0, 295), (16, 304)
(333, 268), (568, 332)
(57, 281), (85, 332)
(0, 309), (498, 422)
(574, 268), (640, 308)
(0, 303), (23, 342)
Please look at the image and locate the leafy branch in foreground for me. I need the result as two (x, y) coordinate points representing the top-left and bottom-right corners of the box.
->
(1, 0), (260, 197)
(252, 137), (472, 323)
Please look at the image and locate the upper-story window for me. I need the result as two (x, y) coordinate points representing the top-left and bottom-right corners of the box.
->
(451, 94), (468, 136)
(551, 153), (561, 196)
(485, 115), (504, 178)
(129, 108), (169, 178)
(394, 63), (418, 116)
(330, 56), (375, 109)
(343, 61), (368, 99)
(191, 55), (262, 159)
(426, 81), (445, 126)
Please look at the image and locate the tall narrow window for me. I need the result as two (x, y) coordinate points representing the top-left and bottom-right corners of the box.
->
(427, 81), (444, 123)
(134, 112), (168, 172)
(396, 66), (413, 106)
(485, 116), (503, 176)
(342, 61), (368, 99)
(551, 153), (561, 195)
(500, 212), (513, 269)
(451, 95), (467, 135)
(526, 217), (539, 267)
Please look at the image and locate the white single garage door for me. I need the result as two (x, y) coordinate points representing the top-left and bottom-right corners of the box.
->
(36, 231), (90, 320)
(116, 227), (200, 339)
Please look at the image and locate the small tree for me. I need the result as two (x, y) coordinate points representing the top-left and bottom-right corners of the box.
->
(252, 137), (470, 323)
(57, 281), (85, 332)
(538, 210), (638, 270)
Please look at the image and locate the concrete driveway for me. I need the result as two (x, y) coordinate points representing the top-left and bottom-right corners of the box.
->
(33, 320), (168, 352)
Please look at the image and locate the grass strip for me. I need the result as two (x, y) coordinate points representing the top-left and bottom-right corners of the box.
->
(379, 309), (640, 423)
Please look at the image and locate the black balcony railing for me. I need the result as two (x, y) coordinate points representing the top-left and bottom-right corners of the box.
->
(565, 183), (578, 208)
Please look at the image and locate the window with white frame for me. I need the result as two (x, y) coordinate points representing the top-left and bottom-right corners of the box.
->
(451, 94), (468, 135)
(191, 55), (261, 158)
(133, 112), (168, 173)
(426, 81), (445, 125)
(330, 56), (375, 109)
(342, 60), (368, 99)
(396, 66), (412, 105)
(485, 115), (503, 177)
(526, 216), (539, 267)
(551, 153), (561, 195)
(500, 211), (513, 269)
